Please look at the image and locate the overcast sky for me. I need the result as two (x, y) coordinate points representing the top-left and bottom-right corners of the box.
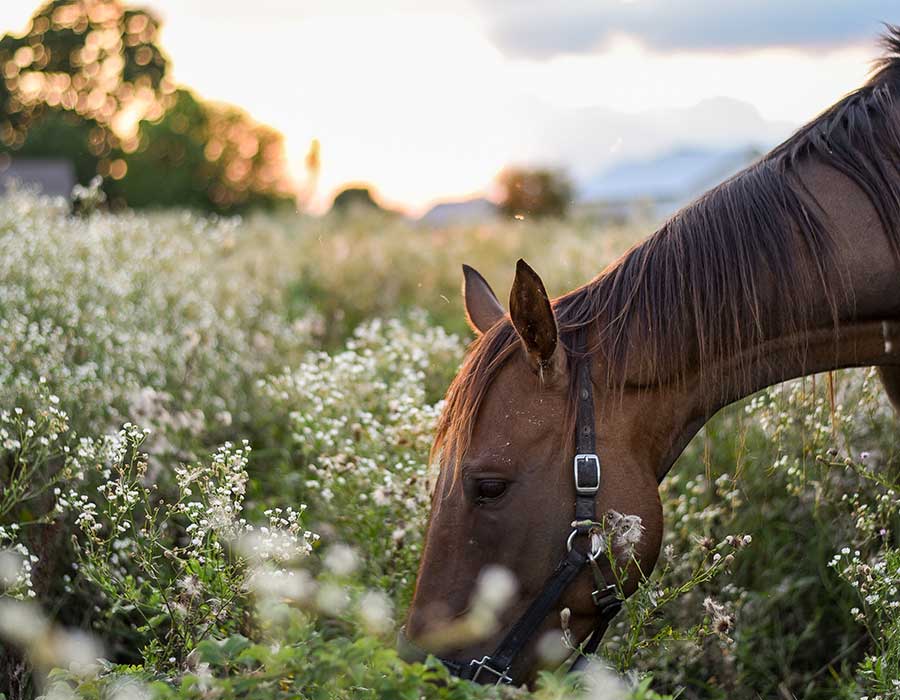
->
(0, 1), (895, 212)
(477, 1), (897, 55)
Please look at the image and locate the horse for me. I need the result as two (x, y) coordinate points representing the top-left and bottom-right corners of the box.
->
(399, 26), (900, 687)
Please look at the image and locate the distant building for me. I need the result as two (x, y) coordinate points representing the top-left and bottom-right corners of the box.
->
(578, 146), (762, 223)
(0, 156), (76, 198)
(419, 197), (497, 227)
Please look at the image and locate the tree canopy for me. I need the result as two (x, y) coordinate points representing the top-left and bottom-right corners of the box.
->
(331, 185), (383, 214)
(0, 0), (295, 212)
(496, 166), (573, 220)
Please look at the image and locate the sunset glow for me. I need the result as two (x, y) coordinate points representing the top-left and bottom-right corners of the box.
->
(0, 1), (883, 213)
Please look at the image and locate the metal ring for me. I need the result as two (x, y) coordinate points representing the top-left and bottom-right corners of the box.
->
(568, 528), (605, 562)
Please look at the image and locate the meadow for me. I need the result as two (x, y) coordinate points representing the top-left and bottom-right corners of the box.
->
(1, 184), (899, 700)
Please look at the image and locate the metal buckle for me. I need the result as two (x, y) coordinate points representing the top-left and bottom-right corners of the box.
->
(573, 453), (601, 494)
(591, 583), (617, 607)
(469, 656), (512, 685)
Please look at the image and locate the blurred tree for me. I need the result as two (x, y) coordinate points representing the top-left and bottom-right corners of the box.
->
(331, 185), (383, 214)
(0, 1), (169, 154)
(107, 88), (295, 212)
(0, 0), (295, 212)
(12, 105), (102, 183)
(496, 167), (574, 220)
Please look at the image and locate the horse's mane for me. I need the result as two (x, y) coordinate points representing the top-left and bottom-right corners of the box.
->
(433, 25), (900, 468)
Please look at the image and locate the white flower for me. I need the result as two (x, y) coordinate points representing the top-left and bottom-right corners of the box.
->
(324, 544), (358, 576)
(316, 583), (350, 615)
(474, 565), (518, 612)
(358, 590), (394, 634)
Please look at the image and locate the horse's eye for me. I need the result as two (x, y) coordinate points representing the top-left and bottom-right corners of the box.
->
(475, 479), (508, 502)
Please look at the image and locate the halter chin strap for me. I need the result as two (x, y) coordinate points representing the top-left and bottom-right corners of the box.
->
(399, 329), (622, 684)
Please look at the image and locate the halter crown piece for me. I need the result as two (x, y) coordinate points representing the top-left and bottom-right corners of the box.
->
(398, 328), (622, 685)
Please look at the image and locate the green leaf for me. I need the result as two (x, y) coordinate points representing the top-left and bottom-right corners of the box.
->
(221, 634), (251, 658)
(194, 640), (226, 667)
(147, 613), (169, 628)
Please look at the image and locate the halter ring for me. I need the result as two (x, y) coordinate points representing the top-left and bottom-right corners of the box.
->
(566, 528), (605, 562)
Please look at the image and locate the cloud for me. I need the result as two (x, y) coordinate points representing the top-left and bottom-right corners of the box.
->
(476, 1), (899, 58)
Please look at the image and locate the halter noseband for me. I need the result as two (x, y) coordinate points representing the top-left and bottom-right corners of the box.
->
(399, 329), (621, 684)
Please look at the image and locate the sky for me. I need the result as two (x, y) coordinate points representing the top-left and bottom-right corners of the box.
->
(0, 1), (896, 213)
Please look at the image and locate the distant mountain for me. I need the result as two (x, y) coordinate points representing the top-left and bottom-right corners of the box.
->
(515, 96), (792, 184)
(578, 145), (762, 219)
(420, 197), (497, 226)
(581, 145), (761, 201)
(416, 97), (791, 225)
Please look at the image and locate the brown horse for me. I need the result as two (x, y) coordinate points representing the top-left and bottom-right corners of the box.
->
(402, 26), (900, 686)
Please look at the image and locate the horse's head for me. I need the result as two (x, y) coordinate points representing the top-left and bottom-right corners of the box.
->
(401, 260), (665, 685)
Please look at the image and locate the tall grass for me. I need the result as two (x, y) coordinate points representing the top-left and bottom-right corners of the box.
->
(0, 187), (898, 700)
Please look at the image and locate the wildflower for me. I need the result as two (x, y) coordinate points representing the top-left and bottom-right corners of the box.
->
(536, 628), (570, 663)
(697, 536), (716, 552)
(582, 663), (630, 700)
(606, 511), (643, 560)
(474, 565), (518, 612)
(324, 544), (358, 576)
(358, 590), (394, 635)
(316, 583), (350, 615)
(560, 607), (571, 632)
(703, 596), (735, 641)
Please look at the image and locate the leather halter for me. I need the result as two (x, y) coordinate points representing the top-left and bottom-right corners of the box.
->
(399, 329), (621, 684)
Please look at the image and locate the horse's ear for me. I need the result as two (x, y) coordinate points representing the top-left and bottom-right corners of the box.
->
(509, 258), (561, 375)
(462, 264), (505, 334)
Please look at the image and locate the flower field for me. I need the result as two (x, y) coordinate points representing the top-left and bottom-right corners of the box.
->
(1, 186), (899, 699)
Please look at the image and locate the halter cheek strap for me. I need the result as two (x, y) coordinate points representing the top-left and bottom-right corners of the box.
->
(399, 329), (621, 685)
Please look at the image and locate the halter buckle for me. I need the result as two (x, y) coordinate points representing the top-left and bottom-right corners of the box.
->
(574, 453), (601, 494)
(591, 583), (617, 607)
(469, 656), (512, 685)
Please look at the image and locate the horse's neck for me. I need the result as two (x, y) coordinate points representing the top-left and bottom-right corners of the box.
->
(716, 155), (900, 391)
(657, 158), (900, 481)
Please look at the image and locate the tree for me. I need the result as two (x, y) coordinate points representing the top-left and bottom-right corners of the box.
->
(12, 105), (103, 183)
(0, 1), (169, 153)
(496, 167), (574, 220)
(0, 1), (295, 212)
(107, 88), (295, 212)
(330, 185), (384, 214)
